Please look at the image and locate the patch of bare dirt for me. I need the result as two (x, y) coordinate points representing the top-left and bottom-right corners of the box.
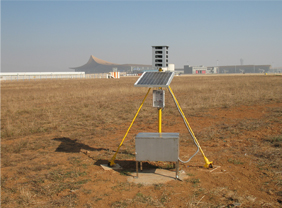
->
(2, 102), (282, 207)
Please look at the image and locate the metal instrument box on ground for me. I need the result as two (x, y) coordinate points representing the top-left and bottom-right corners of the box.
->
(135, 133), (179, 162)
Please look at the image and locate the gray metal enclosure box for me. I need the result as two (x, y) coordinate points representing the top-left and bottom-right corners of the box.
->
(153, 90), (165, 108)
(135, 133), (179, 162)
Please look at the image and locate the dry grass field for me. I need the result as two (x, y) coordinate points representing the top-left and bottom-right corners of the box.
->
(1, 74), (282, 207)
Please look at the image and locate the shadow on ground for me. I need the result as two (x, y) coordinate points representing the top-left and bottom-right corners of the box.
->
(52, 137), (135, 156)
(52, 137), (105, 153)
(94, 159), (165, 173)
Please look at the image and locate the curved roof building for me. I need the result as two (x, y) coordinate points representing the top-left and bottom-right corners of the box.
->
(71, 55), (153, 74)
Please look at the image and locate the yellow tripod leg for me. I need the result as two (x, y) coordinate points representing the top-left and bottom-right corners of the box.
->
(158, 108), (162, 133)
(108, 88), (151, 167)
(168, 86), (213, 168)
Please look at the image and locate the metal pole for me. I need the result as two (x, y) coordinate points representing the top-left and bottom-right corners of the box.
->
(158, 68), (163, 133)
(168, 86), (213, 168)
(176, 160), (179, 179)
(158, 108), (162, 133)
(136, 161), (138, 178)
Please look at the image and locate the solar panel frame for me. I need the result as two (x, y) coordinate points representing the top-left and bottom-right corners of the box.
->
(134, 72), (175, 88)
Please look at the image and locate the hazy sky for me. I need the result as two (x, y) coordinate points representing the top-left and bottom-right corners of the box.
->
(1, 0), (282, 72)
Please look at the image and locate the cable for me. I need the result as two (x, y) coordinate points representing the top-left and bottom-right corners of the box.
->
(168, 86), (199, 163)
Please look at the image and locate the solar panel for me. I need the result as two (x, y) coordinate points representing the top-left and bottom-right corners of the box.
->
(134, 72), (174, 88)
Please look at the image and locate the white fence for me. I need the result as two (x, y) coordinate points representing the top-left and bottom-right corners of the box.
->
(0, 72), (113, 81)
(85, 73), (110, 79)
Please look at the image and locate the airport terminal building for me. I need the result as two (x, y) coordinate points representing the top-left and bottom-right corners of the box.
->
(71, 55), (157, 74)
(72, 55), (272, 75)
(216, 65), (271, 74)
(184, 64), (271, 74)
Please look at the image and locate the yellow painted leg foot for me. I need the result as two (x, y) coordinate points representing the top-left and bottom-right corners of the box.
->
(204, 157), (213, 169)
(108, 160), (116, 167)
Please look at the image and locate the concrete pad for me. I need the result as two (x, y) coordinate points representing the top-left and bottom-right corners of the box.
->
(127, 169), (189, 185)
(100, 163), (122, 171)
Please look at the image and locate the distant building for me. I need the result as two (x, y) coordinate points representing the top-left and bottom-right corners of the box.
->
(167, 64), (175, 72)
(214, 65), (271, 74)
(0, 72), (86, 81)
(152, 46), (169, 68)
(174, 68), (184, 75)
(207, 67), (218, 74)
(184, 65), (208, 74)
(71, 55), (156, 74)
(183, 64), (271, 74)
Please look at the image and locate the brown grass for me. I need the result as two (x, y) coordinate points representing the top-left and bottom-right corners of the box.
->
(1, 75), (281, 140)
(1, 75), (282, 207)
